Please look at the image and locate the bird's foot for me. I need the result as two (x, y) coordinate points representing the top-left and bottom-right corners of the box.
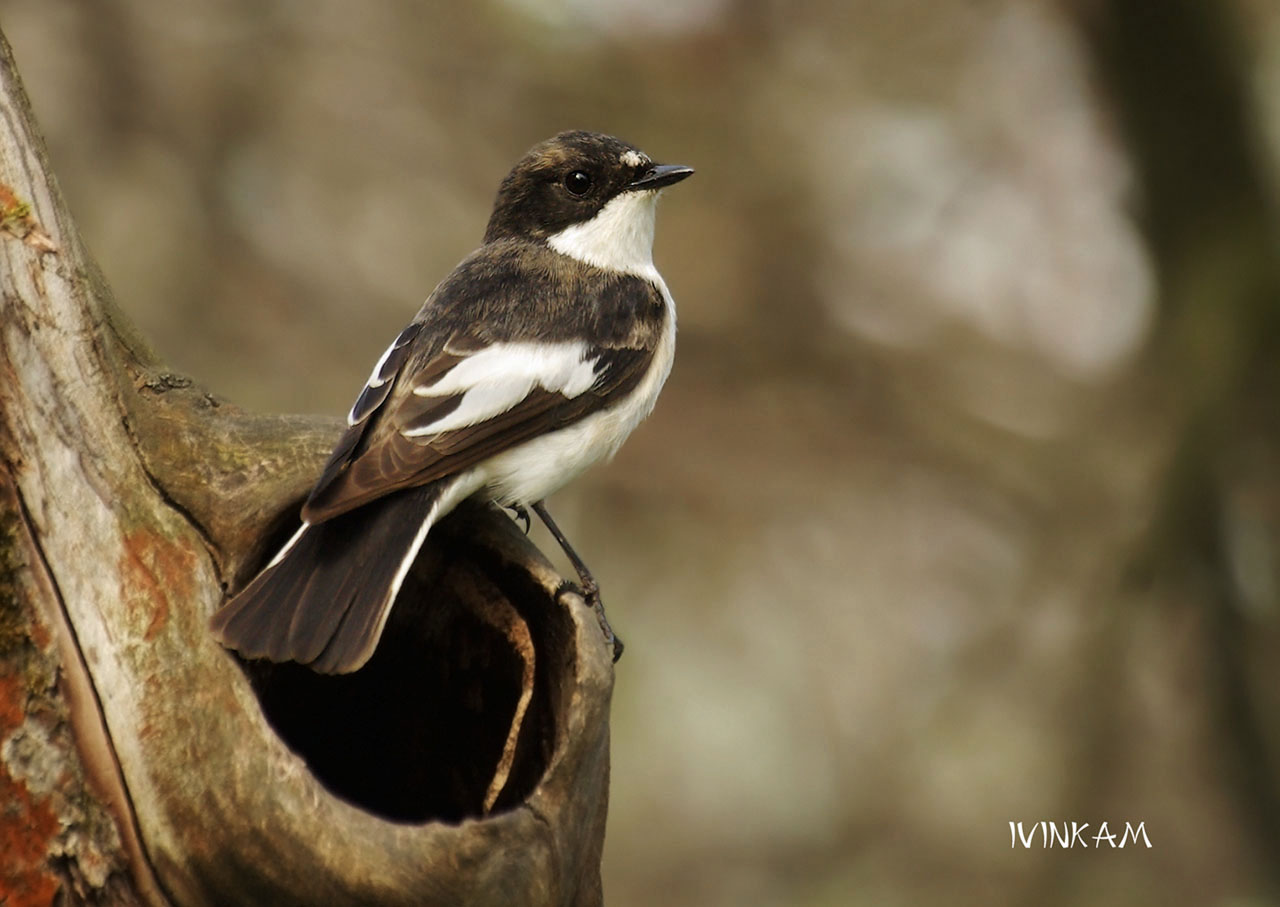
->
(534, 500), (622, 662)
(583, 583), (624, 663)
(506, 503), (532, 534)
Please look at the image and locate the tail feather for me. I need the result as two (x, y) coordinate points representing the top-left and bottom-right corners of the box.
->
(210, 484), (443, 674)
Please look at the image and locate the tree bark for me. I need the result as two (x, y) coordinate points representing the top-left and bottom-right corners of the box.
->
(0, 25), (613, 907)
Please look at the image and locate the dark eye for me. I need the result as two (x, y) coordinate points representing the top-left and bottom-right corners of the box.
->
(563, 170), (593, 196)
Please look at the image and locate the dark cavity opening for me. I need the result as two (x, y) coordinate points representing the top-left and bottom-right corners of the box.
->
(237, 504), (567, 823)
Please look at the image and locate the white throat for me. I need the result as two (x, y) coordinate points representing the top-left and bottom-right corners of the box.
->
(547, 189), (660, 278)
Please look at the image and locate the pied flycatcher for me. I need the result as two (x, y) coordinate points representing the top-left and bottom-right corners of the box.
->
(210, 131), (693, 673)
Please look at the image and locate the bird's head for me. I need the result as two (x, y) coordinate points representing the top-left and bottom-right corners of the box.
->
(484, 130), (693, 274)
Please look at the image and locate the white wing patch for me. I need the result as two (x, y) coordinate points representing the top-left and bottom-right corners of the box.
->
(347, 324), (420, 426)
(403, 341), (599, 437)
(480, 276), (677, 506)
(365, 340), (399, 389)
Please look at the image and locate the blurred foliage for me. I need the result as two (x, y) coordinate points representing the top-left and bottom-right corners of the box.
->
(5, 0), (1280, 904)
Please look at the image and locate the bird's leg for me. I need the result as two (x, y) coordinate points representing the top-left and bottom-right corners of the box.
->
(532, 500), (624, 662)
(506, 503), (532, 534)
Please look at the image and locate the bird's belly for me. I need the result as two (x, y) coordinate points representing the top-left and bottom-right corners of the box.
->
(479, 315), (674, 506)
(479, 416), (627, 506)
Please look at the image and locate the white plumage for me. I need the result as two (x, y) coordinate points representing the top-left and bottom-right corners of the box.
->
(478, 280), (675, 506)
(547, 188), (663, 281)
(405, 341), (600, 436)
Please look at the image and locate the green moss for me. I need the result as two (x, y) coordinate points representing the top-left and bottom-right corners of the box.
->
(0, 507), (29, 656)
(1, 198), (31, 220)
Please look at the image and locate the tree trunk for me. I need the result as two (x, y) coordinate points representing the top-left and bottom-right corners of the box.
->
(0, 25), (613, 907)
(1067, 0), (1280, 896)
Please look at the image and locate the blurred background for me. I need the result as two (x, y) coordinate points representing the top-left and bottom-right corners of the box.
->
(5, 1), (1280, 904)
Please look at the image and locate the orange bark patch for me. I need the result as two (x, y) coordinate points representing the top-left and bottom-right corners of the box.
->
(0, 673), (22, 732)
(118, 529), (198, 641)
(0, 675), (62, 906)
(0, 179), (57, 254)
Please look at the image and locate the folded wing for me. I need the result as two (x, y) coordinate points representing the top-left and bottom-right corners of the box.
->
(303, 334), (654, 522)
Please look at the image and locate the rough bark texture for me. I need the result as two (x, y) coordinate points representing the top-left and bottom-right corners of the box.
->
(0, 24), (612, 907)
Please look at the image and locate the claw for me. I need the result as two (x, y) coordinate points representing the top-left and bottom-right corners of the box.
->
(579, 582), (623, 661)
(507, 503), (532, 534)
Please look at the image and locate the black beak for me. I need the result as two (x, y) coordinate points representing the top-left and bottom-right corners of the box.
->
(627, 163), (695, 191)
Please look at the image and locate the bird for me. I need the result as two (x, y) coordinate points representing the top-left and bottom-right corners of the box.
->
(210, 130), (693, 674)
